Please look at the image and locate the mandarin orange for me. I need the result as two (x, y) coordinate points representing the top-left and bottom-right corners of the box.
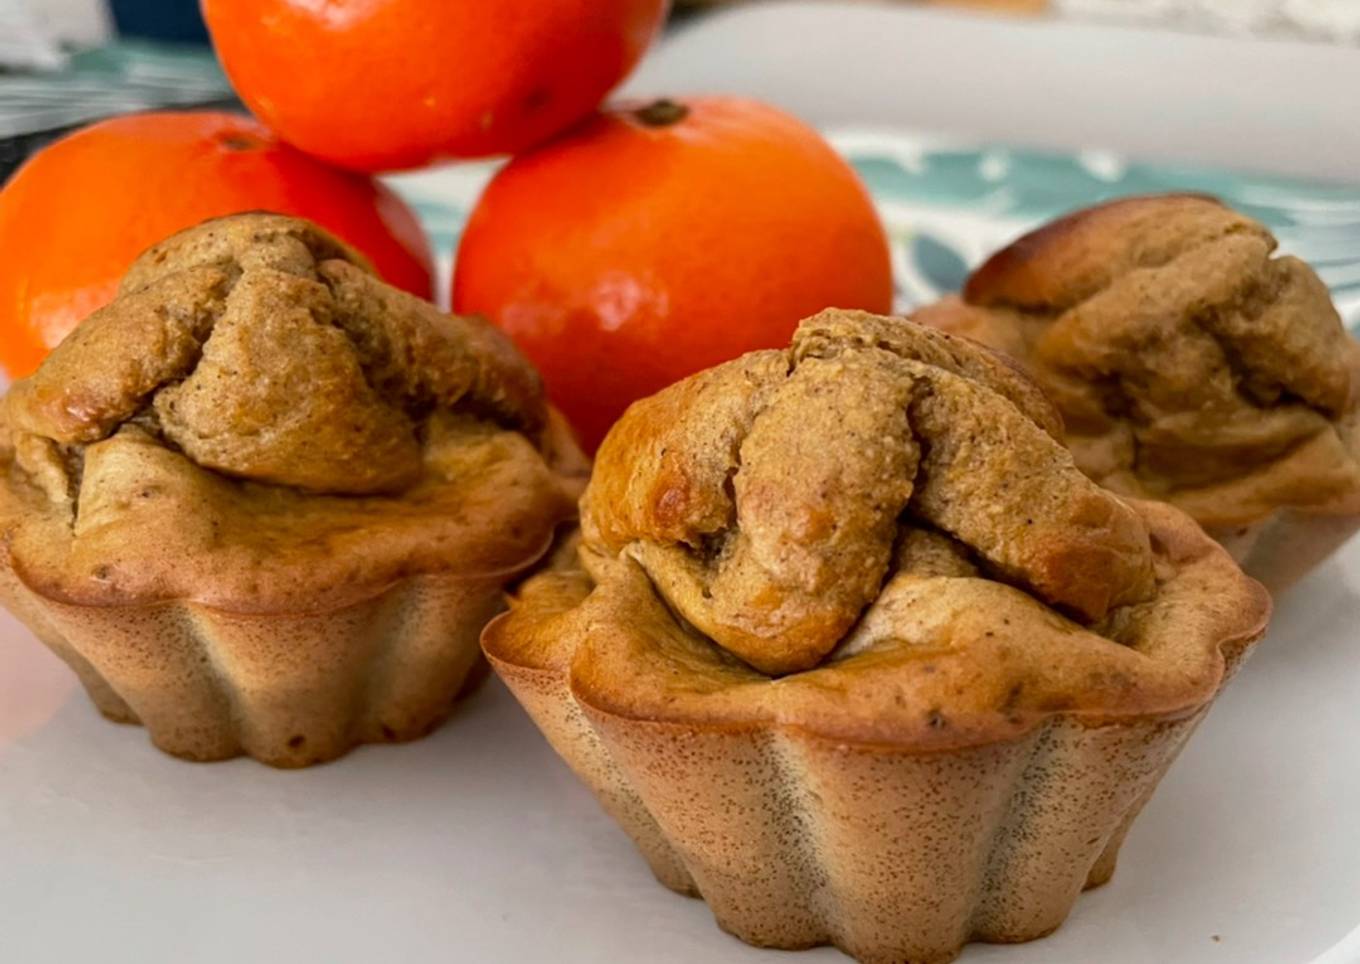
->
(202, 0), (670, 172)
(0, 111), (433, 379)
(453, 97), (893, 450)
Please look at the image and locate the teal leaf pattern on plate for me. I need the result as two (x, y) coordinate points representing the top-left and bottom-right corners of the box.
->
(382, 129), (1360, 334)
(832, 129), (1360, 332)
(909, 233), (971, 296)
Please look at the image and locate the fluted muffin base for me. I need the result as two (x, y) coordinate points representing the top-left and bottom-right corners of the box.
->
(0, 553), (512, 767)
(492, 645), (1231, 964)
(484, 511), (1265, 962)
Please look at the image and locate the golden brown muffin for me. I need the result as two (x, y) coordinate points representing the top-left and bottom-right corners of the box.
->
(0, 213), (586, 767)
(917, 194), (1360, 592)
(483, 309), (1268, 964)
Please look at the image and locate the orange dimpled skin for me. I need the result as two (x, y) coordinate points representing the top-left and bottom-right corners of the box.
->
(453, 97), (895, 451)
(201, 0), (671, 171)
(0, 111), (433, 379)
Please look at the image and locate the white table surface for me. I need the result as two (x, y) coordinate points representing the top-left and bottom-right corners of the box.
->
(4, 5), (1360, 963)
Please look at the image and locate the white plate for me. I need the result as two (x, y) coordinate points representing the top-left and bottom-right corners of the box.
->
(5, 5), (1360, 963)
(2, 543), (1358, 964)
(627, 1), (1360, 182)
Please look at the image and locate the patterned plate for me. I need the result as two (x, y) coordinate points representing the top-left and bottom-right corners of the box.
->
(386, 127), (1360, 333)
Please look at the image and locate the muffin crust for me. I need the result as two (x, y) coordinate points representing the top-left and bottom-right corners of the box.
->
(918, 194), (1360, 529)
(583, 309), (1157, 676)
(484, 311), (1269, 963)
(1, 214), (583, 611)
(0, 214), (586, 764)
(505, 311), (1266, 743)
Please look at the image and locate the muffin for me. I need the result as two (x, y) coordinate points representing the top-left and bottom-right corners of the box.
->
(0, 213), (586, 767)
(916, 193), (1360, 592)
(483, 309), (1269, 964)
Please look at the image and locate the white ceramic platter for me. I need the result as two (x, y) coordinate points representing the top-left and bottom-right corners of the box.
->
(2, 541), (1358, 964)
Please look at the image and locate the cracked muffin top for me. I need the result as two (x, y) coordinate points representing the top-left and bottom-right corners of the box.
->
(486, 310), (1268, 746)
(0, 214), (586, 609)
(916, 194), (1360, 529)
(582, 309), (1159, 675)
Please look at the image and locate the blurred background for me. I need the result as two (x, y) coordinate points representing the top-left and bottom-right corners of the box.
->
(2, 0), (1357, 329)
(4, 0), (1360, 180)
(4, 0), (1356, 324)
